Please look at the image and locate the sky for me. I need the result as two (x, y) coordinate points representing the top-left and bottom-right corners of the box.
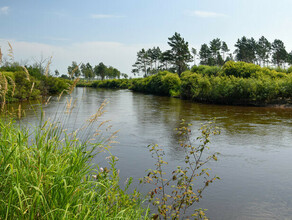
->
(1, 0), (292, 76)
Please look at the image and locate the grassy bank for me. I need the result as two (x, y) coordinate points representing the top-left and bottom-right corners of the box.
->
(0, 65), (71, 104)
(78, 61), (292, 106)
(0, 116), (149, 219)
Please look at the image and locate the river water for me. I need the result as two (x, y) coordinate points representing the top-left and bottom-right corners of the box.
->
(15, 87), (292, 219)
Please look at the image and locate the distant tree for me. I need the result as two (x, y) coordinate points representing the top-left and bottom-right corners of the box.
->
(199, 44), (212, 65)
(81, 63), (94, 80)
(94, 62), (107, 80)
(225, 53), (234, 62)
(210, 38), (221, 60)
(54, 69), (60, 77)
(132, 48), (151, 77)
(60, 74), (70, 80)
(191, 48), (197, 66)
(234, 36), (257, 63)
(32, 55), (49, 75)
(67, 61), (80, 79)
(121, 73), (128, 79)
(216, 52), (224, 66)
(167, 32), (192, 76)
(256, 36), (271, 66)
(149, 47), (162, 73)
(159, 50), (172, 71)
(271, 39), (288, 67)
(221, 41), (230, 61)
(106, 66), (121, 79)
(288, 51), (292, 65)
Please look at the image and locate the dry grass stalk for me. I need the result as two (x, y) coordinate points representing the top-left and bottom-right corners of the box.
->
(57, 89), (67, 101)
(29, 82), (35, 97)
(69, 63), (81, 79)
(0, 72), (8, 111)
(45, 96), (52, 105)
(87, 100), (108, 124)
(65, 97), (77, 114)
(18, 104), (21, 119)
(6, 76), (16, 97)
(68, 77), (80, 95)
(105, 130), (119, 145)
(66, 97), (72, 113)
(91, 120), (111, 137)
(7, 42), (14, 62)
(44, 56), (52, 77)
(22, 66), (31, 81)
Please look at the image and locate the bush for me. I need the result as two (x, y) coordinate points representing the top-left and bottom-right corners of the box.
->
(131, 71), (181, 96)
(191, 65), (222, 76)
(222, 61), (262, 78)
(0, 66), (71, 104)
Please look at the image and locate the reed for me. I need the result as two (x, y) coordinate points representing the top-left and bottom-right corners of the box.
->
(0, 111), (149, 219)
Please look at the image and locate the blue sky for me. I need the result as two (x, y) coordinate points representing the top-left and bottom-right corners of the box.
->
(1, 0), (292, 75)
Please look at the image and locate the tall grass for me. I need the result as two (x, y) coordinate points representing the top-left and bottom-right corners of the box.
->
(0, 115), (149, 219)
(0, 49), (149, 218)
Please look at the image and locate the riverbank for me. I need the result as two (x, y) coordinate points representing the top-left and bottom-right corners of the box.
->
(77, 61), (292, 107)
(0, 65), (71, 105)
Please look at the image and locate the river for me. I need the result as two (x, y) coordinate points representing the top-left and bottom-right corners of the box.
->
(15, 87), (292, 219)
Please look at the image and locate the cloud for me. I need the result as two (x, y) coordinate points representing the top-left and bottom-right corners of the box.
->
(91, 14), (125, 19)
(187, 10), (227, 18)
(0, 6), (9, 15)
(0, 39), (150, 75)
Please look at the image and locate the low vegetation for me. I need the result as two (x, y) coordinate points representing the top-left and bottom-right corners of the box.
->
(0, 58), (221, 219)
(78, 61), (292, 106)
(0, 65), (70, 104)
(0, 115), (149, 219)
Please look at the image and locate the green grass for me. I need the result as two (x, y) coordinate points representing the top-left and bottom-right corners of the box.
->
(0, 117), (149, 219)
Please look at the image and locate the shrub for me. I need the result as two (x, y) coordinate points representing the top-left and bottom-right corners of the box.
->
(191, 65), (222, 76)
(131, 71), (181, 96)
(222, 61), (262, 78)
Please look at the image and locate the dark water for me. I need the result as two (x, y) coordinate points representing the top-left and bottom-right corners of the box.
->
(14, 87), (292, 220)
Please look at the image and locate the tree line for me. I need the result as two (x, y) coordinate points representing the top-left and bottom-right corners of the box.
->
(132, 33), (292, 77)
(66, 61), (128, 80)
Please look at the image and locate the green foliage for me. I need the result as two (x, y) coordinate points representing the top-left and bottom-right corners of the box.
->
(79, 61), (292, 105)
(167, 32), (192, 76)
(131, 71), (181, 96)
(0, 66), (71, 104)
(67, 61), (81, 78)
(272, 39), (288, 67)
(0, 117), (148, 219)
(234, 36), (257, 63)
(222, 61), (262, 78)
(181, 64), (292, 104)
(13, 71), (40, 100)
(141, 120), (220, 219)
(92, 79), (131, 89)
(191, 65), (222, 76)
(132, 47), (162, 76)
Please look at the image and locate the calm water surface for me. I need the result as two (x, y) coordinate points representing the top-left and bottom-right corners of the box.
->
(16, 87), (292, 220)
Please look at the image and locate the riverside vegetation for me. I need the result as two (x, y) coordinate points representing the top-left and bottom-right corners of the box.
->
(77, 61), (292, 106)
(0, 57), (220, 219)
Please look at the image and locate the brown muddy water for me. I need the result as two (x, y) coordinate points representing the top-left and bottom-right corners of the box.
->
(11, 87), (292, 220)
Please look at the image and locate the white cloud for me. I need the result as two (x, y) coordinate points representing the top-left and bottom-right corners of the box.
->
(0, 6), (9, 15)
(91, 14), (125, 19)
(187, 10), (227, 18)
(0, 39), (151, 76)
